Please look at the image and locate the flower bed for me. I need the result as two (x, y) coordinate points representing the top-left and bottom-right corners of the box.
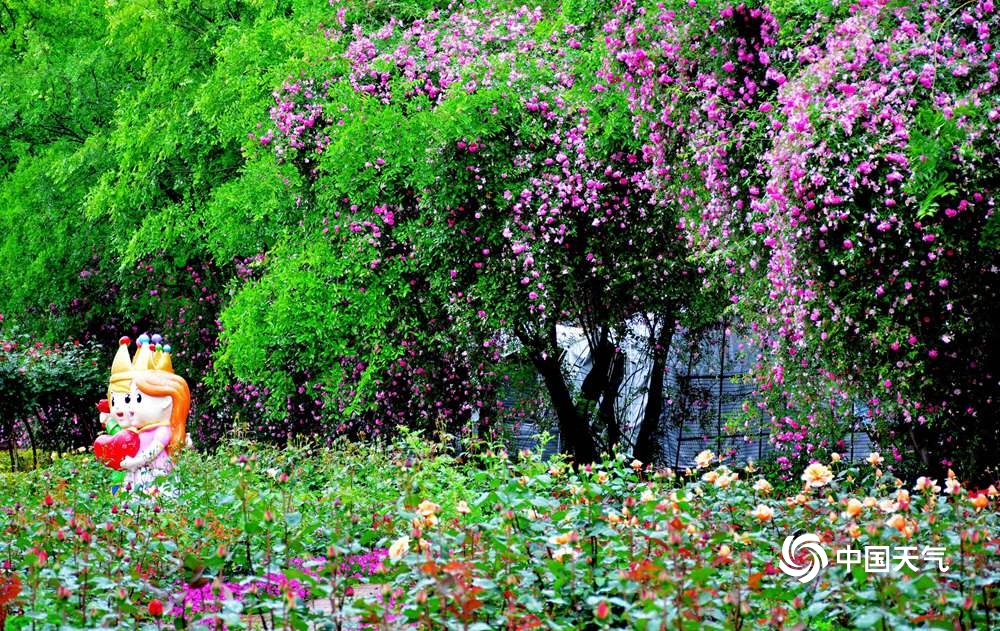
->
(0, 437), (996, 629)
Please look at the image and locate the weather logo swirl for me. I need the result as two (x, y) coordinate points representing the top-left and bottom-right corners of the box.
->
(779, 533), (829, 583)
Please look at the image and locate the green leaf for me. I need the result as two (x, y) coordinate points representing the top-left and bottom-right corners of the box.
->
(852, 611), (883, 628)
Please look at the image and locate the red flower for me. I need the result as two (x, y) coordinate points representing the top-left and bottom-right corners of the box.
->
(0, 573), (21, 606)
(595, 600), (610, 620)
(148, 598), (164, 617)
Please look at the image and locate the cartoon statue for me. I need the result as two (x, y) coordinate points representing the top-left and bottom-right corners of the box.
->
(92, 334), (190, 490)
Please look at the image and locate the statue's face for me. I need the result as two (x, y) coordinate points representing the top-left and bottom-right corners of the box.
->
(109, 391), (136, 428)
(130, 382), (172, 428)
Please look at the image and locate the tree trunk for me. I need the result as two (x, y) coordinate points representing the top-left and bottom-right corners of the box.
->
(530, 350), (598, 464)
(22, 416), (37, 470)
(2, 417), (16, 472)
(633, 321), (675, 465)
(579, 327), (628, 454)
(580, 328), (613, 402)
(600, 350), (625, 452)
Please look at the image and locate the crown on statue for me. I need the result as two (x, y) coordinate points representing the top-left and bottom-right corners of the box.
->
(109, 333), (175, 391)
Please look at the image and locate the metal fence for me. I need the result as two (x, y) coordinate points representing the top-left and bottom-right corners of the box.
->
(503, 324), (875, 467)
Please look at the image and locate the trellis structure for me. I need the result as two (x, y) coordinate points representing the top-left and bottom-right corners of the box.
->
(657, 326), (875, 468)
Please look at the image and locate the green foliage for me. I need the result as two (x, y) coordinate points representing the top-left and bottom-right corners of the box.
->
(905, 106), (968, 219)
(0, 0), (373, 446)
(91, 0), (328, 265)
(0, 142), (113, 337)
(0, 0), (338, 342)
(0, 0), (120, 335)
(768, 0), (849, 46)
(215, 235), (399, 413)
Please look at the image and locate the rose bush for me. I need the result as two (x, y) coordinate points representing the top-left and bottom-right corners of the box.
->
(0, 436), (996, 629)
(0, 326), (104, 469)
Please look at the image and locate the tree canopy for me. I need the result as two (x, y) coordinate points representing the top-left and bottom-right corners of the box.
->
(1, 0), (996, 479)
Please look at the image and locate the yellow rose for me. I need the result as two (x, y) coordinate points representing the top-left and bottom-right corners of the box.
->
(417, 499), (440, 517)
(388, 536), (410, 560)
(801, 463), (834, 488)
(845, 497), (863, 518)
(694, 450), (715, 469)
(751, 504), (774, 521)
(718, 544), (732, 561)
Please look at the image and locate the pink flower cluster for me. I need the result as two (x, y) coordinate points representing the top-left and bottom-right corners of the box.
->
(171, 550), (389, 626)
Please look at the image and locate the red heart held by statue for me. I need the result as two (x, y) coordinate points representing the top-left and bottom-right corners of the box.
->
(93, 431), (140, 471)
